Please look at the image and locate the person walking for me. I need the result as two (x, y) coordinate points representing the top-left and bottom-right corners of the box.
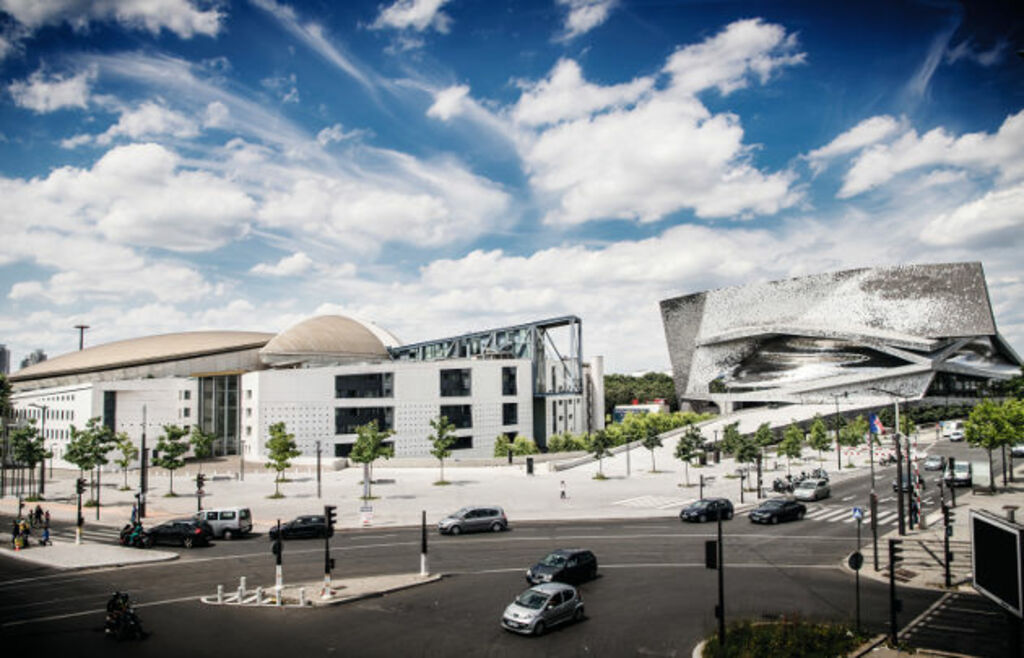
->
(560, 480), (567, 500)
(41, 525), (51, 546)
(34, 504), (43, 527)
(44, 509), (50, 528)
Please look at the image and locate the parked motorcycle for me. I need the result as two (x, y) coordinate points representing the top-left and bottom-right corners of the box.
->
(810, 468), (829, 481)
(105, 592), (146, 641)
(772, 477), (794, 493)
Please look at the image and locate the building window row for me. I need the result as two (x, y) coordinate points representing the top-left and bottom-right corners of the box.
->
(335, 407), (394, 435)
(335, 373), (394, 399)
(440, 404), (472, 429)
(440, 368), (471, 397)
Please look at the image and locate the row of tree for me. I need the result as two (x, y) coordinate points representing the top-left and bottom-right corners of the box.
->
(964, 398), (1024, 492)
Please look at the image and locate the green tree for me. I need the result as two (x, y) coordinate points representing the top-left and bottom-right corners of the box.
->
(350, 420), (395, 498)
(734, 434), (760, 475)
(720, 422), (742, 455)
(839, 415), (869, 465)
(189, 426), (216, 473)
(10, 420), (50, 495)
(155, 424), (190, 496)
(778, 424), (804, 476)
(264, 421), (301, 497)
(674, 425), (703, 487)
(965, 399), (1016, 493)
(428, 416), (457, 485)
(589, 429), (614, 479)
(807, 415), (832, 466)
(112, 432), (139, 491)
(65, 417), (116, 504)
(641, 423), (663, 472)
(603, 372), (678, 416)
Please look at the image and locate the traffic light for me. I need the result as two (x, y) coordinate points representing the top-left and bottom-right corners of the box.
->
(75, 478), (86, 494)
(196, 472), (206, 491)
(325, 505), (337, 530)
(889, 538), (904, 567)
(943, 504), (955, 537)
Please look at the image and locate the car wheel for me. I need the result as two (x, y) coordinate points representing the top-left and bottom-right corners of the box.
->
(182, 536), (194, 549)
(491, 522), (503, 532)
(143, 535), (154, 548)
(533, 621), (546, 637)
(770, 516), (779, 525)
(222, 529), (233, 541)
(725, 511), (734, 520)
(573, 606), (585, 623)
(589, 566), (598, 581)
(450, 525), (462, 536)
(797, 510), (805, 520)
(698, 514), (707, 523)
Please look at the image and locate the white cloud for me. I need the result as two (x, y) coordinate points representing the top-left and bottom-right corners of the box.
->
(371, 0), (452, 33)
(250, 252), (314, 276)
(946, 39), (1008, 67)
(805, 115), (904, 169)
(556, 0), (617, 41)
(0, 143), (255, 253)
(261, 73), (300, 104)
(426, 84), (469, 121)
(0, 0), (223, 38)
(316, 123), (362, 146)
(92, 101), (199, 145)
(839, 109), (1024, 198)
(512, 59), (653, 127)
(8, 67), (96, 113)
(920, 183), (1024, 247)
(202, 100), (229, 128)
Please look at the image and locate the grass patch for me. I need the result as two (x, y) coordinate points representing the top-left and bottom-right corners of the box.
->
(360, 495), (380, 501)
(678, 482), (698, 488)
(24, 495), (43, 502)
(592, 472), (608, 480)
(845, 463), (856, 469)
(163, 492), (178, 498)
(119, 486), (132, 491)
(433, 480), (451, 486)
(83, 499), (99, 507)
(702, 618), (867, 658)
(723, 474), (739, 479)
(267, 492), (285, 499)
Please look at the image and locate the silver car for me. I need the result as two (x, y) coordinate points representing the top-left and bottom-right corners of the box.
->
(437, 506), (508, 535)
(793, 478), (830, 501)
(501, 582), (584, 636)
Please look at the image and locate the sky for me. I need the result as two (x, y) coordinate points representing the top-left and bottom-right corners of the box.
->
(0, 0), (1022, 375)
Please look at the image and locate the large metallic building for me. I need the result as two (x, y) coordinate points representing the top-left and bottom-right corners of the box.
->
(660, 262), (1022, 413)
(8, 315), (603, 465)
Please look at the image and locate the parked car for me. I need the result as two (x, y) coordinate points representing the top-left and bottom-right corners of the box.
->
(793, 478), (830, 501)
(147, 518), (213, 549)
(946, 462), (973, 487)
(438, 506), (508, 535)
(1012, 445), (1024, 459)
(526, 549), (598, 585)
(749, 498), (806, 524)
(679, 498), (734, 523)
(268, 515), (333, 540)
(923, 455), (947, 471)
(949, 430), (965, 442)
(501, 583), (585, 636)
(892, 472), (926, 492)
(195, 507), (252, 539)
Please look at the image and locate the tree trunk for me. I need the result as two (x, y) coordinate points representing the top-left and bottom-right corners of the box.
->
(275, 471), (281, 496)
(123, 467), (128, 490)
(439, 459), (445, 483)
(685, 461), (690, 487)
(650, 449), (656, 472)
(989, 448), (995, 493)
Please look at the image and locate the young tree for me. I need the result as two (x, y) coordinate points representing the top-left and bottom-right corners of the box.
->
(839, 415), (869, 465)
(720, 422), (742, 455)
(154, 424), (190, 496)
(10, 420), (50, 496)
(807, 415), (832, 466)
(65, 417), (116, 504)
(189, 426), (216, 473)
(778, 424), (805, 476)
(428, 416), (457, 484)
(265, 421), (302, 497)
(350, 420), (395, 498)
(674, 425), (703, 487)
(965, 399), (1015, 493)
(640, 424), (663, 472)
(112, 432), (139, 491)
(589, 429), (613, 479)
(734, 434), (760, 476)
(753, 422), (775, 470)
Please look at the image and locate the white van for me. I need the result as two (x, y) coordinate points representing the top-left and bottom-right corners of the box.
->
(195, 507), (252, 539)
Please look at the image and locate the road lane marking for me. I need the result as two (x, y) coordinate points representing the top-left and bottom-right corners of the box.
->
(1, 594), (199, 628)
(841, 495), (855, 501)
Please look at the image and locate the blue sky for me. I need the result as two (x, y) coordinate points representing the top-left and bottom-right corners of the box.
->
(1, 0), (1022, 374)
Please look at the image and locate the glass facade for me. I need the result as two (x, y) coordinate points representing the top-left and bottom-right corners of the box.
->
(102, 390), (116, 431)
(199, 375), (239, 456)
(335, 373), (394, 398)
(502, 402), (518, 426)
(440, 404), (472, 429)
(452, 436), (473, 450)
(440, 368), (471, 397)
(502, 366), (517, 395)
(335, 407), (394, 434)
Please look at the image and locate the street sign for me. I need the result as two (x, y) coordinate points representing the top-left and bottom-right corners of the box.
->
(360, 505), (373, 527)
(852, 507), (863, 521)
(848, 551), (864, 571)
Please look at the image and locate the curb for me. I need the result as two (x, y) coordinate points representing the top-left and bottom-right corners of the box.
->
(0, 545), (180, 571)
(312, 573), (444, 607)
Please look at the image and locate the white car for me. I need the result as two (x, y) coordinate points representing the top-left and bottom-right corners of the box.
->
(949, 430), (965, 442)
(793, 478), (831, 501)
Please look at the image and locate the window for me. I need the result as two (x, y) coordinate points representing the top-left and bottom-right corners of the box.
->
(182, 390), (191, 401)
(335, 373), (394, 398)
(245, 408), (252, 418)
(335, 407), (394, 434)
(502, 367), (517, 396)
(220, 511), (236, 520)
(452, 436), (473, 450)
(440, 368), (471, 396)
(502, 403), (518, 426)
(182, 408), (191, 418)
(440, 405), (472, 429)
(245, 389), (252, 399)
(334, 443), (354, 458)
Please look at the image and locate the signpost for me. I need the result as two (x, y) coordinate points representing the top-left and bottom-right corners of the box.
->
(852, 506), (864, 633)
(971, 509), (1024, 658)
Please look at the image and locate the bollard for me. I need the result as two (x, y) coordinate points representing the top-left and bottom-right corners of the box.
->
(240, 576), (247, 599)
(255, 586), (263, 605)
(299, 588), (306, 606)
(217, 584), (223, 604)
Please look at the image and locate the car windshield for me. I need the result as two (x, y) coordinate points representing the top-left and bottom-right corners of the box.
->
(796, 480), (817, 488)
(955, 464), (969, 473)
(690, 501), (711, 510)
(540, 553), (568, 567)
(761, 500), (784, 509)
(516, 590), (550, 610)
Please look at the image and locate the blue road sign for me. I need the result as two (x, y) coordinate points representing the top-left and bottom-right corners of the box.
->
(852, 507), (863, 521)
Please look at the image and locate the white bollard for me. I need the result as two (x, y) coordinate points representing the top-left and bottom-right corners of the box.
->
(255, 586), (263, 605)
(299, 588), (305, 606)
(217, 584), (223, 604)
(239, 576), (247, 599)
(420, 553), (428, 576)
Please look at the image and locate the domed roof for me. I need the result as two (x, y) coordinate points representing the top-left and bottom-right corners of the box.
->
(11, 331), (275, 382)
(259, 315), (398, 366)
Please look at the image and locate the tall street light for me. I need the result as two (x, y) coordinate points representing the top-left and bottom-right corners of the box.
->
(869, 387), (913, 536)
(74, 324), (90, 350)
(27, 402), (47, 496)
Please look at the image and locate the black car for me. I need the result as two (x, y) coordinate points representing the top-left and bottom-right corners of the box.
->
(147, 519), (214, 548)
(748, 498), (806, 524)
(892, 472), (926, 492)
(526, 549), (598, 585)
(680, 498), (734, 523)
(268, 515), (333, 540)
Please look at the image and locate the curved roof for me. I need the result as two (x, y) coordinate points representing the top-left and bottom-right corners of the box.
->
(259, 315), (397, 365)
(11, 331), (275, 381)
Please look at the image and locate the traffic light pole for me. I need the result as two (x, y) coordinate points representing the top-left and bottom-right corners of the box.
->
(316, 441), (322, 500)
(943, 504), (952, 588)
(421, 510), (429, 576)
(717, 508), (725, 648)
(870, 492), (880, 571)
(274, 519), (283, 606)
(322, 505), (336, 598)
(75, 477), (84, 545)
(894, 434), (906, 535)
(889, 539), (904, 646)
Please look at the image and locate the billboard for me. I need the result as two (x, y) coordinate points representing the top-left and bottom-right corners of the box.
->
(971, 509), (1024, 618)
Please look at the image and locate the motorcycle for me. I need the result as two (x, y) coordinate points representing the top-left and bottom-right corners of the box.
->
(772, 477), (793, 493)
(810, 468), (829, 481)
(118, 523), (153, 549)
(105, 592), (146, 641)
(879, 454), (897, 466)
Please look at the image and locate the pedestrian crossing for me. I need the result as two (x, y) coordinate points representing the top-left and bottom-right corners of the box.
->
(803, 504), (900, 526)
(613, 495), (692, 510)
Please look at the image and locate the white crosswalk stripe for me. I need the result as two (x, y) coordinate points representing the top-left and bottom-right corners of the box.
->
(613, 495), (691, 510)
(800, 505), (901, 527)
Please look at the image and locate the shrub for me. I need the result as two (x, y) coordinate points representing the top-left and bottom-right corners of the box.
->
(511, 436), (540, 456)
(702, 618), (866, 657)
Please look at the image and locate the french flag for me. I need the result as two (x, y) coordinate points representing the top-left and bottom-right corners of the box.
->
(869, 414), (884, 434)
